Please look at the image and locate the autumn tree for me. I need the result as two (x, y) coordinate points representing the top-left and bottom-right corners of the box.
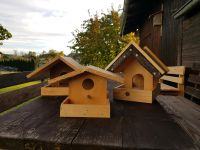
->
(70, 9), (139, 68)
(0, 24), (12, 45)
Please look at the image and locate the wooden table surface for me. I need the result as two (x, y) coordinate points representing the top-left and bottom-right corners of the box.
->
(0, 95), (196, 150)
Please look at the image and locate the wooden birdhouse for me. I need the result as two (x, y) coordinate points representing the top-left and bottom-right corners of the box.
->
(106, 41), (168, 103)
(52, 65), (123, 118)
(27, 58), (124, 118)
(27, 56), (83, 96)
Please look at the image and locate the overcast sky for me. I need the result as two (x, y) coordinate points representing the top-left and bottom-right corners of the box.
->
(0, 0), (124, 55)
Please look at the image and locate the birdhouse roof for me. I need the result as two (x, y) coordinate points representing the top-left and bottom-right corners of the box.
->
(105, 41), (169, 78)
(27, 56), (83, 78)
(48, 65), (124, 85)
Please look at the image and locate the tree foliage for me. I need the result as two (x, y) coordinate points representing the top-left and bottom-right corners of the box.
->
(70, 9), (139, 68)
(0, 24), (12, 45)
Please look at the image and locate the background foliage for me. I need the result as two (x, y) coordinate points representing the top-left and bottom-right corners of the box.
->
(70, 8), (139, 68)
(0, 24), (12, 45)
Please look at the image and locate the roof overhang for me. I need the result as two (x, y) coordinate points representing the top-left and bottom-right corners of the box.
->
(121, 0), (161, 35)
(173, 0), (200, 19)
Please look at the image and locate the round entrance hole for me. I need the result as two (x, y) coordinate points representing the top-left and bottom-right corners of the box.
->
(82, 78), (94, 90)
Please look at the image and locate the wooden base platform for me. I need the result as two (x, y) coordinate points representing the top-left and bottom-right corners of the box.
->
(0, 96), (196, 150)
(113, 86), (159, 103)
(60, 97), (110, 118)
(41, 86), (69, 96)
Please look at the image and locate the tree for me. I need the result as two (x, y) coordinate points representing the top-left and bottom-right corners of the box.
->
(69, 9), (139, 68)
(0, 24), (12, 45)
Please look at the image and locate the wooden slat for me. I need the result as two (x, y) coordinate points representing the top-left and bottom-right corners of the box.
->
(160, 83), (179, 91)
(188, 74), (200, 85)
(167, 66), (185, 75)
(143, 46), (169, 72)
(185, 86), (200, 99)
(0, 83), (43, 113)
(41, 86), (69, 96)
(160, 75), (184, 84)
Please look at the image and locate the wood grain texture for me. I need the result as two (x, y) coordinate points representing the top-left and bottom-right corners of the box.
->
(41, 86), (69, 96)
(0, 83), (43, 113)
(27, 56), (83, 79)
(0, 94), (196, 149)
(157, 95), (200, 149)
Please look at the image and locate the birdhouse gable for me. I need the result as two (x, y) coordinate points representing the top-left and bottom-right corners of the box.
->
(48, 65), (124, 86)
(106, 41), (168, 79)
(27, 56), (83, 79)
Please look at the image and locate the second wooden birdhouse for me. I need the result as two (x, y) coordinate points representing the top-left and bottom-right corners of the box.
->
(106, 41), (168, 103)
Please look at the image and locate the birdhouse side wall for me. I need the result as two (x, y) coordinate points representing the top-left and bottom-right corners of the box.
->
(123, 58), (154, 91)
(69, 73), (108, 105)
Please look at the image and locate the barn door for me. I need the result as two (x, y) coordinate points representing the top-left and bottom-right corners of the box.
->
(140, 12), (162, 57)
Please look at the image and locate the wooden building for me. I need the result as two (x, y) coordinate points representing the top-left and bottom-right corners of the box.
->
(106, 41), (168, 103)
(121, 0), (200, 67)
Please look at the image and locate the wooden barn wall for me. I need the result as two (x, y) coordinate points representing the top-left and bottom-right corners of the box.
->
(161, 0), (187, 66)
(182, 12), (200, 67)
(140, 3), (161, 57)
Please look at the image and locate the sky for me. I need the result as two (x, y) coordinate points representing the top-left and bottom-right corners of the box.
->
(0, 0), (124, 55)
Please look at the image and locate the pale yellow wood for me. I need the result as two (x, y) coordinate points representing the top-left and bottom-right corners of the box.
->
(178, 75), (185, 96)
(167, 66), (185, 75)
(60, 97), (110, 118)
(48, 65), (124, 85)
(113, 87), (153, 103)
(160, 83), (179, 91)
(85, 65), (124, 83)
(48, 70), (83, 85)
(27, 56), (83, 78)
(106, 41), (167, 74)
(143, 46), (169, 72)
(41, 86), (69, 96)
(160, 75), (184, 84)
(69, 73), (108, 104)
(159, 66), (185, 95)
(123, 57), (154, 90)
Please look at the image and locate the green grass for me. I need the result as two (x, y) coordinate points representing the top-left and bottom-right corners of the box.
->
(0, 96), (41, 116)
(0, 71), (19, 74)
(0, 81), (41, 93)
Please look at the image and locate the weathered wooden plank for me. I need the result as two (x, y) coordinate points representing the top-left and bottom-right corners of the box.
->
(188, 74), (200, 85)
(185, 86), (200, 99)
(0, 83), (43, 113)
(0, 71), (48, 88)
(0, 96), (85, 149)
(0, 97), (51, 150)
(72, 101), (123, 149)
(0, 95), (197, 150)
(157, 95), (200, 149)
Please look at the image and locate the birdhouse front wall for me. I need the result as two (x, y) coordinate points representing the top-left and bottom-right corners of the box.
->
(68, 73), (108, 105)
(123, 58), (154, 91)
(49, 61), (73, 87)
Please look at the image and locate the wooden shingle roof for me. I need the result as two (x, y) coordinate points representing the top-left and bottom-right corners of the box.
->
(106, 41), (168, 78)
(27, 56), (83, 78)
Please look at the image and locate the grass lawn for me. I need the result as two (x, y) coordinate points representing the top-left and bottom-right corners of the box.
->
(0, 81), (41, 93)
